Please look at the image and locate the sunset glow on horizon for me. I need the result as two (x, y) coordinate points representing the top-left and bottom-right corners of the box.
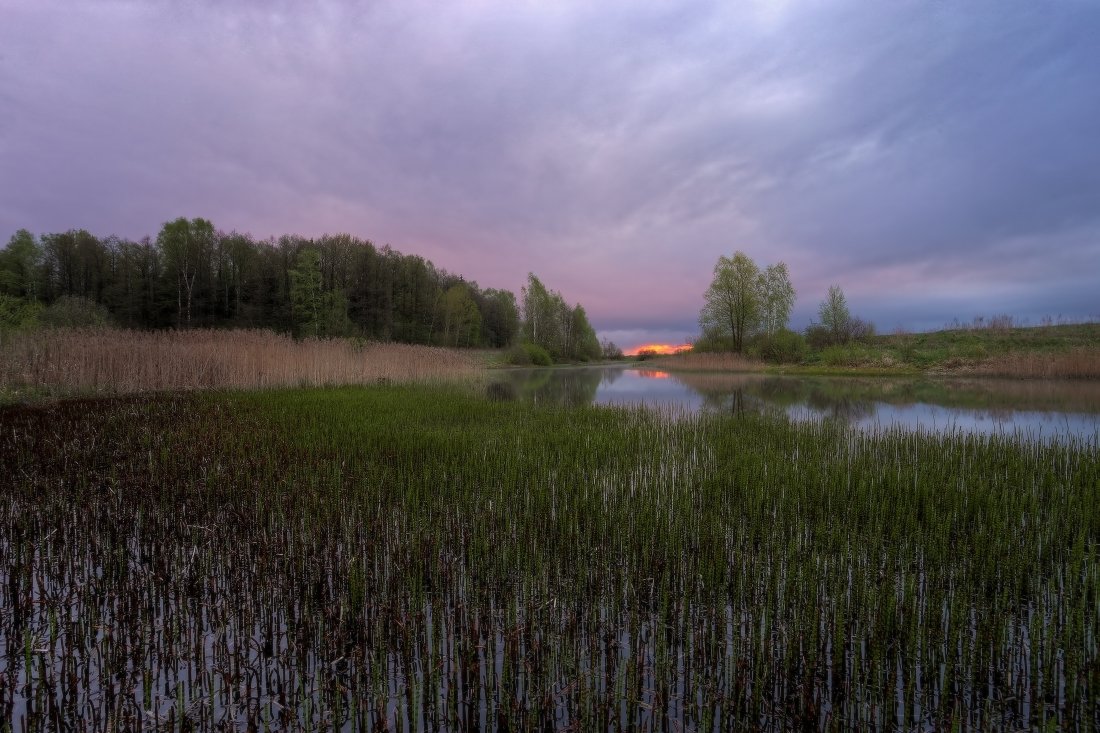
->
(625, 343), (693, 356)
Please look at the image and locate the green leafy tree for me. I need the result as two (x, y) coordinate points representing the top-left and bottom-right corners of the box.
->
(569, 305), (601, 361)
(440, 284), (482, 347)
(699, 252), (761, 353)
(0, 229), (42, 300)
(158, 217), (215, 326)
(290, 248), (325, 337)
(759, 262), (795, 336)
(522, 274), (562, 354)
(479, 288), (519, 347)
(521, 273), (602, 361)
(221, 232), (257, 321)
(818, 284), (852, 344)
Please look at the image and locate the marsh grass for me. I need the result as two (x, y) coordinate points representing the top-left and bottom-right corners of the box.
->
(1, 386), (1097, 730)
(970, 348), (1100, 379)
(0, 328), (480, 397)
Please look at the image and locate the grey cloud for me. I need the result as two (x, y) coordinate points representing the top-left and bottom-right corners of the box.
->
(1, 0), (1098, 342)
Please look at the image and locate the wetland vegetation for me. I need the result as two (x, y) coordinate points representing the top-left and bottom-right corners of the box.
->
(2, 384), (1097, 730)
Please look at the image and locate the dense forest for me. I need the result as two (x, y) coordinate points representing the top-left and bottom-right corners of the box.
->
(0, 218), (524, 349)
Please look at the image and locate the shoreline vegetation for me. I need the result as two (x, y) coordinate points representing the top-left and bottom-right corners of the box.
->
(646, 322), (1100, 380)
(0, 327), (480, 401)
(3, 321), (1099, 405)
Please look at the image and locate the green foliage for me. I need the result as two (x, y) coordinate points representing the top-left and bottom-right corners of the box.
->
(749, 328), (806, 363)
(504, 342), (553, 366)
(477, 288), (519, 347)
(520, 341), (552, 366)
(0, 294), (42, 332)
(759, 262), (795, 335)
(804, 323), (832, 350)
(2, 220), (519, 347)
(157, 217), (216, 327)
(521, 273), (600, 362)
(699, 252), (760, 353)
(438, 284), (481, 347)
(691, 332), (736, 353)
(38, 296), (113, 328)
(818, 284), (851, 344)
(0, 230), (42, 300)
(289, 248), (324, 336)
(700, 252), (795, 353)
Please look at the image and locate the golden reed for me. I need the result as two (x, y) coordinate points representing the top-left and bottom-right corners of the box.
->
(971, 348), (1100, 380)
(0, 328), (481, 394)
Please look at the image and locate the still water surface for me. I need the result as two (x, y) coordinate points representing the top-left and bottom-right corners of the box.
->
(495, 366), (1100, 442)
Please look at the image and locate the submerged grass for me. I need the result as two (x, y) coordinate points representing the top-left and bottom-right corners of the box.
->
(1, 386), (1097, 730)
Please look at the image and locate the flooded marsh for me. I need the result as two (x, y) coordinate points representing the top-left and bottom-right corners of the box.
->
(1, 385), (1098, 730)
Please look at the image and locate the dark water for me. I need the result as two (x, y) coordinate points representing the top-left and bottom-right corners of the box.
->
(494, 366), (1100, 442)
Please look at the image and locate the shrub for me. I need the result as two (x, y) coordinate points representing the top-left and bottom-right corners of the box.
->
(849, 317), (876, 343)
(39, 296), (113, 328)
(756, 329), (807, 363)
(506, 345), (532, 365)
(804, 323), (832, 349)
(600, 339), (623, 360)
(0, 294), (41, 332)
(520, 342), (552, 366)
(692, 333), (736, 353)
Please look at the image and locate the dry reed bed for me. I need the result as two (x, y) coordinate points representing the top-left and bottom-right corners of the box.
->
(970, 348), (1100, 379)
(646, 351), (764, 372)
(0, 328), (481, 393)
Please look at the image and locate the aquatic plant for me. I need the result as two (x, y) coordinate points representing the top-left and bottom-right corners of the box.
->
(0, 386), (1096, 730)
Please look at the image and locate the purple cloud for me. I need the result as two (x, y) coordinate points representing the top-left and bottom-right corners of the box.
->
(2, 0), (1098, 348)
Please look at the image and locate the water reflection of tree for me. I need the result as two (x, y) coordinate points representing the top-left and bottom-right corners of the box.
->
(599, 367), (624, 386)
(803, 387), (876, 424)
(504, 367), (605, 406)
(671, 372), (876, 423)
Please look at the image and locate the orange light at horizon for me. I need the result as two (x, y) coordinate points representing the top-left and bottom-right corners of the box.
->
(625, 342), (693, 356)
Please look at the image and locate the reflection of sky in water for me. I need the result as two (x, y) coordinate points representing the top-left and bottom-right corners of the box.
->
(588, 368), (1100, 443)
(831, 404), (1100, 443)
(594, 371), (706, 411)
(501, 366), (1100, 442)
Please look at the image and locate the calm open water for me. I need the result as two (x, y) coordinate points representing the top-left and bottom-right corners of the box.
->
(494, 366), (1100, 442)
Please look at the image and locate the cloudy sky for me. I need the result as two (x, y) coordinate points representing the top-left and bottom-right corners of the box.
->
(2, 0), (1098, 348)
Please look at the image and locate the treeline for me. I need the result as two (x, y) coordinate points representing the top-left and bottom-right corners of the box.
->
(0, 218), (519, 348)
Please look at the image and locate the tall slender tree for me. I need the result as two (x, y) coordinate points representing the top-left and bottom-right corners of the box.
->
(158, 217), (215, 327)
(759, 262), (796, 336)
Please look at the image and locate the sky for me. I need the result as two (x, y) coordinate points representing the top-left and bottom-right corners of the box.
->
(2, 0), (1098, 350)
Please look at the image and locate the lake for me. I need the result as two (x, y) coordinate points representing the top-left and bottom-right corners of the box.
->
(494, 366), (1100, 442)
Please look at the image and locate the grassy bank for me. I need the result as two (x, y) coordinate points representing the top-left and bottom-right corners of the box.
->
(0, 327), (481, 402)
(654, 322), (1100, 379)
(1, 385), (1096, 729)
